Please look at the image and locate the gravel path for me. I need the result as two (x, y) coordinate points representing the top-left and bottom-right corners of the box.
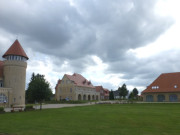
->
(34, 103), (94, 109)
(4, 103), (94, 112)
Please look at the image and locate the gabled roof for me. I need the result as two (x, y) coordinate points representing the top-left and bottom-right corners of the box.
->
(65, 73), (95, 88)
(104, 88), (109, 92)
(3, 39), (29, 59)
(95, 86), (104, 92)
(142, 72), (180, 93)
(0, 61), (3, 78)
(104, 88), (109, 96)
(55, 79), (61, 90)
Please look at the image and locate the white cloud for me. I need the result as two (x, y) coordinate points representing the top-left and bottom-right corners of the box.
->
(1, 0), (179, 95)
(130, 0), (180, 59)
(26, 52), (60, 93)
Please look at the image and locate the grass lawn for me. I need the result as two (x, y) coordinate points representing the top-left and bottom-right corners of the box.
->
(0, 103), (180, 135)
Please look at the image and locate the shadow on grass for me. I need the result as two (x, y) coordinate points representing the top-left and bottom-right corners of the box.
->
(0, 133), (14, 135)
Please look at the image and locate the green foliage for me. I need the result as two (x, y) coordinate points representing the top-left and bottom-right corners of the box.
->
(109, 90), (114, 100)
(25, 105), (34, 111)
(132, 88), (138, 97)
(26, 73), (52, 109)
(128, 91), (134, 99)
(118, 83), (129, 99)
(0, 107), (4, 112)
(128, 88), (139, 100)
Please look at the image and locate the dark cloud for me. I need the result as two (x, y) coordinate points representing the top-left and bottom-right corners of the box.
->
(0, 0), (175, 90)
(107, 49), (180, 90)
(0, 0), (173, 60)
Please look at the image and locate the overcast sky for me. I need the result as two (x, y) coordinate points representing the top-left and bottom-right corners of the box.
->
(0, 0), (180, 93)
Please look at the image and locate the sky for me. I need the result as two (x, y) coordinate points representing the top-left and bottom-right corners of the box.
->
(0, 0), (180, 94)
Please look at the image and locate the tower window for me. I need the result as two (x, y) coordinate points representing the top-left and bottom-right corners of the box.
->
(70, 88), (72, 93)
(0, 80), (3, 87)
(0, 94), (7, 103)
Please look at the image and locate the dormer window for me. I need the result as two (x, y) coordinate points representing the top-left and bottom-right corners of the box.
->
(174, 85), (177, 88)
(0, 80), (3, 87)
(152, 86), (159, 89)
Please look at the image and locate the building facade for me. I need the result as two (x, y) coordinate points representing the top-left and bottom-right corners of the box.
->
(142, 72), (180, 102)
(95, 86), (109, 100)
(95, 86), (104, 100)
(0, 39), (28, 107)
(104, 88), (109, 100)
(55, 73), (100, 101)
(113, 90), (120, 99)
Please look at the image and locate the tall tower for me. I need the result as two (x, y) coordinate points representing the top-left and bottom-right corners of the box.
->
(2, 39), (28, 106)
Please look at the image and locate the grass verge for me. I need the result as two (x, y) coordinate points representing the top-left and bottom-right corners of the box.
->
(0, 103), (180, 135)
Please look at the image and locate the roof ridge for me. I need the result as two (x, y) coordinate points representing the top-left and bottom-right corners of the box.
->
(162, 72), (180, 75)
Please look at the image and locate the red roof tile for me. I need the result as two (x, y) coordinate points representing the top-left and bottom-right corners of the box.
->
(142, 72), (180, 93)
(3, 39), (29, 59)
(0, 61), (3, 78)
(95, 86), (103, 92)
(65, 73), (95, 88)
(55, 79), (61, 90)
(103, 88), (109, 96)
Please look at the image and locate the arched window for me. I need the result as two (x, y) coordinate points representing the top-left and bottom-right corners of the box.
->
(169, 94), (178, 102)
(78, 94), (81, 100)
(88, 95), (91, 101)
(0, 80), (3, 87)
(0, 93), (8, 103)
(157, 95), (165, 102)
(92, 95), (95, 100)
(146, 95), (153, 102)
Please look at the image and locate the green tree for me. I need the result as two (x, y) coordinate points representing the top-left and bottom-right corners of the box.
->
(26, 73), (52, 110)
(128, 92), (134, 99)
(132, 88), (139, 99)
(26, 73), (35, 103)
(118, 84), (129, 99)
(109, 90), (114, 100)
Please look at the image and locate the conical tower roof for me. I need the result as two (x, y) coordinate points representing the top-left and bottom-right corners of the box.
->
(3, 39), (29, 59)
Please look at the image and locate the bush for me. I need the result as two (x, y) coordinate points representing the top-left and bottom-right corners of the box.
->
(0, 107), (4, 113)
(0, 107), (4, 112)
(24, 105), (35, 111)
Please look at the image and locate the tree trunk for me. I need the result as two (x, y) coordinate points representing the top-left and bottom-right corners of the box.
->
(40, 102), (42, 110)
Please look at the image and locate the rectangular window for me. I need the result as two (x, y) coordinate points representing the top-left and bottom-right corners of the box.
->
(70, 88), (72, 93)
(0, 80), (3, 87)
(59, 88), (61, 94)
